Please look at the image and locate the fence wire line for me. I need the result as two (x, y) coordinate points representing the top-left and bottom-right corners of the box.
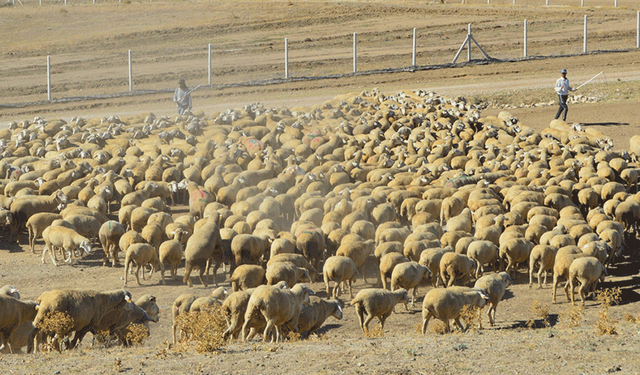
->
(0, 48), (631, 110)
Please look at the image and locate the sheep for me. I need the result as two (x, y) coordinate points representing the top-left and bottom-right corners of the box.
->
(28, 289), (133, 353)
(118, 230), (145, 257)
(123, 243), (160, 287)
(242, 283), (314, 343)
(159, 230), (187, 284)
(171, 293), (198, 344)
(0, 296), (39, 353)
(379, 252), (410, 290)
(9, 189), (67, 244)
(528, 245), (558, 289)
(190, 287), (229, 312)
(350, 288), (409, 335)
(140, 223), (164, 252)
(473, 272), (513, 327)
(293, 296), (343, 337)
(267, 253), (319, 281)
(439, 252), (476, 287)
(91, 294), (158, 346)
(421, 287), (489, 333)
(499, 237), (534, 279)
(221, 281), (289, 341)
(390, 261), (432, 308)
(183, 222), (223, 287)
(25, 212), (62, 253)
(323, 255), (358, 299)
(336, 239), (375, 283)
(41, 226), (92, 266)
(269, 237), (296, 259)
(98, 220), (126, 267)
(266, 261), (311, 287)
(418, 247), (452, 287)
(466, 240), (499, 279)
(568, 257), (606, 305)
(231, 233), (271, 270)
(445, 207), (473, 233)
(61, 213), (102, 246)
(0, 285), (20, 299)
(229, 264), (266, 292)
(552, 251), (587, 304)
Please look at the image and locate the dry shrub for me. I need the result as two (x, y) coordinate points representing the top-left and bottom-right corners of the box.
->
(624, 314), (639, 323)
(429, 320), (448, 335)
(175, 305), (227, 353)
(286, 331), (301, 342)
(560, 304), (585, 328)
(529, 300), (550, 328)
(460, 305), (482, 331)
(92, 329), (117, 348)
(114, 358), (122, 373)
(364, 325), (384, 338)
(35, 311), (75, 352)
(595, 288), (621, 335)
(124, 323), (149, 346)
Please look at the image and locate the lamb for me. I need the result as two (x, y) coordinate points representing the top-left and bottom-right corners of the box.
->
(123, 243), (160, 287)
(242, 283), (314, 343)
(41, 226), (92, 266)
(439, 252), (476, 287)
(159, 230), (187, 284)
(229, 264), (266, 292)
(183, 222), (223, 287)
(98, 220), (126, 267)
(528, 245), (558, 289)
(0, 296), (39, 353)
(466, 240), (499, 279)
(473, 272), (513, 326)
(323, 255), (358, 299)
(293, 296), (343, 337)
(350, 288), (409, 335)
(390, 261), (432, 307)
(25, 212), (62, 253)
(28, 289), (133, 353)
(221, 281), (289, 341)
(568, 257), (606, 305)
(266, 261), (311, 287)
(421, 287), (489, 333)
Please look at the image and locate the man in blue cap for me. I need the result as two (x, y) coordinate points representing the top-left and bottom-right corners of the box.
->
(554, 68), (577, 121)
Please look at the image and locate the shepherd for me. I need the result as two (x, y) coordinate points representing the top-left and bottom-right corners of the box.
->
(554, 68), (577, 122)
(173, 78), (192, 115)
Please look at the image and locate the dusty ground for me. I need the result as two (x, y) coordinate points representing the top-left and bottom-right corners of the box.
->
(1, 1), (640, 374)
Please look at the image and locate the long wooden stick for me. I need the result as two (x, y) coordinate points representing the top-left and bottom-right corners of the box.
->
(576, 71), (603, 90)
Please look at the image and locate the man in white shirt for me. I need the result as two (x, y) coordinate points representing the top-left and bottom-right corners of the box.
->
(173, 78), (192, 115)
(554, 68), (577, 122)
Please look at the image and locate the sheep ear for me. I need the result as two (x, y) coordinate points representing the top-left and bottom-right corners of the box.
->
(149, 296), (156, 302)
(125, 294), (131, 302)
(337, 303), (343, 314)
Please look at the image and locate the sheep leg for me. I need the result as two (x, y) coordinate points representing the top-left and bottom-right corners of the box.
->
(552, 273), (560, 304)
(172, 322), (178, 344)
(28, 227), (35, 253)
(136, 265), (143, 285)
(183, 261), (193, 287)
(421, 313), (433, 334)
(362, 313), (375, 334)
(324, 272), (331, 297)
(348, 280), (354, 299)
(263, 321), (275, 343)
(454, 318), (465, 332)
(528, 260), (535, 288)
(123, 260), (130, 287)
(360, 265), (368, 284)
(379, 311), (392, 329)
(563, 278), (572, 302)
(355, 304), (366, 333)
(411, 288), (417, 309)
(543, 270), (548, 287)
(380, 272), (387, 290)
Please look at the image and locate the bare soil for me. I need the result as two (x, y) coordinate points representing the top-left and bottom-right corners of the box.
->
(1, 1), (640, 374)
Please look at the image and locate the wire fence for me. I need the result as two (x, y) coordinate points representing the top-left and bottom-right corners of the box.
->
(0, 4), (639, 107)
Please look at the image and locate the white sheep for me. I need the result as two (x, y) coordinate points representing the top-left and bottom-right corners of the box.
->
(528, 244), (558, 289)
(390, 261), (432, 308)
(421, 287), (489, 333)
(25, 212), (62, 253)
(466, 240), (499, 279)
(242, 283), (314, 343)
(266, 261), (311, 287)
(41, 226), (91, 266)
(123, 243), (160, 287)
(323, 255), (358, 299)
(349, 288), (409, 335)
(159, 230), (187, 284)
(439, 252), (476, 287)
(473, 272), (513, 327)
(568, 257), (606, 305)
(229, 265), (266, 292)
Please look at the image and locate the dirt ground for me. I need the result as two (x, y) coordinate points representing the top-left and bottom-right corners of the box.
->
(2, 1), (640, 374)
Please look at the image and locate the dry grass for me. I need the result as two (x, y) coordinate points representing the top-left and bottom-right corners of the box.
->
(364, 325), (384, 338)
(429, 320), (448, 335)
(286, 332), (302, 342)
(595, 288), (621, 335)
(175, 305), (227, 353)
(124, 323), (150, 346)
(528, 300), (550, 328)
(459, 305), (483, 331)
(35, 311), (75, 352)
(624, 313), (640, 323)
(560, 304), (585, 328)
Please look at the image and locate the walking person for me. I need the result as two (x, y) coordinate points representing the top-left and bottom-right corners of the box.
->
(554, 68), (577, 122)
(173, 78), (192, 115)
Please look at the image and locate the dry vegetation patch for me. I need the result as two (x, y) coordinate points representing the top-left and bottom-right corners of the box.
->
(174, 306), (227, 353)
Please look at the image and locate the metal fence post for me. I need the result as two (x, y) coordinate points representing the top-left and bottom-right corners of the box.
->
(285, 38), (289, 79)
(467, 24), (471, 62)
(208, 44), (212, 85)
(128, 50), (132, 92)
(412, 28), (417, 66)
(47, 56), (51, 101)
(353, 32), (357, 73)
(637, 11), (640, 49)
(524, 19), (528, 57)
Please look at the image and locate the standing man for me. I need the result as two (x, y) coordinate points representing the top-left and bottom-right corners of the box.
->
(554, 68), (577, 122)
(173, 78), (192, 115)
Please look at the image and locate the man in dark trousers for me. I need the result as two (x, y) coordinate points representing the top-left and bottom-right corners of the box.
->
(173, 78), (192, 115)
(554, 68), (577, 122)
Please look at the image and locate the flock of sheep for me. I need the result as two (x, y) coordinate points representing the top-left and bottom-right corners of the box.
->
(0, 87), (638, 352)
